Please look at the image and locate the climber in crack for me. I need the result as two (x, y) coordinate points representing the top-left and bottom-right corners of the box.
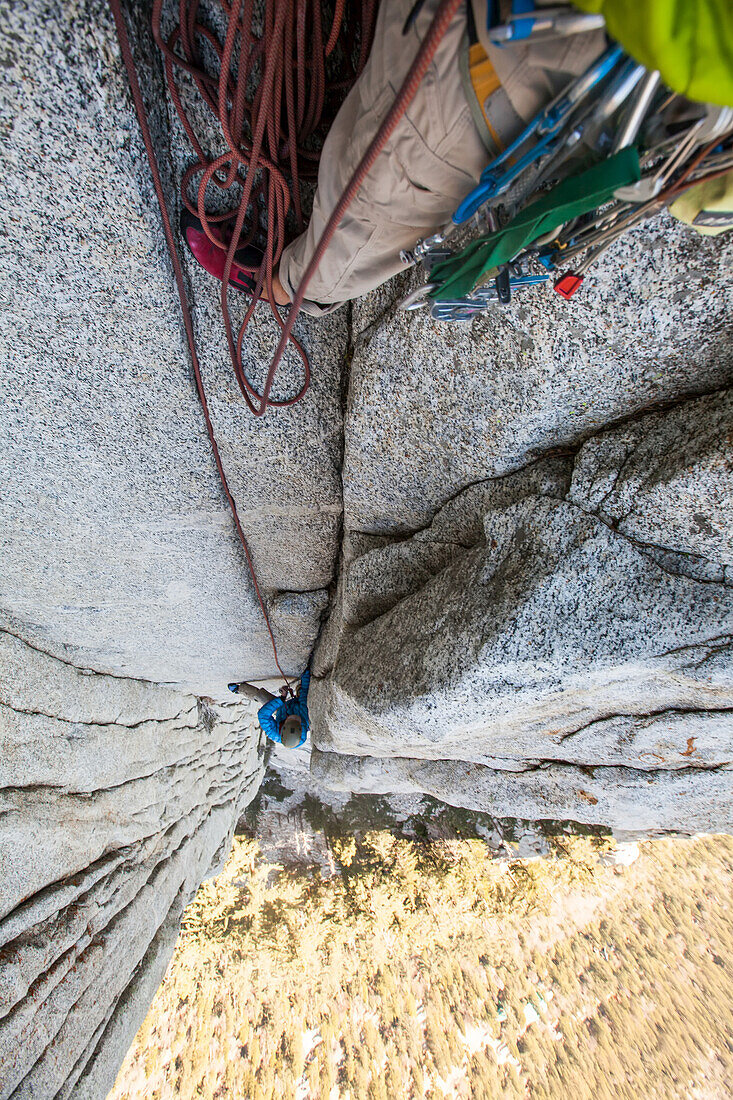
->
(228, 669), (311, 750)
(182, 0), (729, 314)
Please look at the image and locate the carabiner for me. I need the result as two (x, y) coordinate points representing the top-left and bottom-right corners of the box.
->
(452, 44), (624, 223)
(489, 6), (605, 47)
(398, 283), (438, 311)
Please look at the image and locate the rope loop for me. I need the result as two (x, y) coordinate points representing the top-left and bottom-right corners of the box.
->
(152, 0), (377, 415)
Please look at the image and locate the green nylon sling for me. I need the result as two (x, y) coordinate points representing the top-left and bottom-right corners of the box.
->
(429, 146), (641, 301)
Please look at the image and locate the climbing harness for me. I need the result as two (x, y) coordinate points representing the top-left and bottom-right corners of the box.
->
(110, 0), (462, 690)
(399, 3), (733, 321)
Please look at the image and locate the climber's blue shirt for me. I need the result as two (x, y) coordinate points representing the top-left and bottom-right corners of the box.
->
(257, 669), (310, 747)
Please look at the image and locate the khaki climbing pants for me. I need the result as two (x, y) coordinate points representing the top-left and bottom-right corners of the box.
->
(279, 0), (606, 315)
(279, 0), (489, 315)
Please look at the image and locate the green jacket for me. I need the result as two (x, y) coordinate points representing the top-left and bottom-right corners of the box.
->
(571, 0), (733, 105)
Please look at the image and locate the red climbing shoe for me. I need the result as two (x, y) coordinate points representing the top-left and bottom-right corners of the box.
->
(180, 209), (262, 294)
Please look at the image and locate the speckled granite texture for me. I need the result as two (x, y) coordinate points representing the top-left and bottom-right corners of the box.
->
(343, 213), (733, 534)
(0, 0), (345, 696)
(2, 0), (733, 1095)
(312, 387), (733, 832)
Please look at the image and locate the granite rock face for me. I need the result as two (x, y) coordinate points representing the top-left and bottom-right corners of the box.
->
(1, 0), (344, 696)
(317, 216), (733, 833)
(0, 2), (327, 1096)
(310, 751), (733, 835)
(2, 0), (733, 1095)
(344, 214), (733, 535)
(568, 388), (733, 579)
(0, 628), (265, 1100)
(312, 377), (733, 833)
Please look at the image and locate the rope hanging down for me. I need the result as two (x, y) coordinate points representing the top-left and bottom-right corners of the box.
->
(109, 0), (461, 682)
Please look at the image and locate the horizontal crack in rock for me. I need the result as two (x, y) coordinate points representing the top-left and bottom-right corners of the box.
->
(0, 701), (195, 731)
(555, 704), (733, 743)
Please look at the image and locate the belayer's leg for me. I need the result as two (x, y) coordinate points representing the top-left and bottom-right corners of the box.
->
(278, 0), (488, 315)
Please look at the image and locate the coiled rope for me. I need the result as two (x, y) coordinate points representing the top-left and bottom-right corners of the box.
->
(151, 0), (378, 416)
(109, 0), (461, 683)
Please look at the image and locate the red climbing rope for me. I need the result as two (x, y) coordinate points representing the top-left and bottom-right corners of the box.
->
(265, 0), (462, 403)
(108, 0), (294, 686)
(149, 0), (379, 416)
(109, 0), (460, 681)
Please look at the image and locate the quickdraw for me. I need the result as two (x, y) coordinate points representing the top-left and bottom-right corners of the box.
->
(487, 0), (604, 46)
(400, 4), (733, 323)
(402, 272), (548, 321)
(453, 43), (625, 220)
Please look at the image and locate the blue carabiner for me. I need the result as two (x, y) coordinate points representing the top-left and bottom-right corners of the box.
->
(452, 44), (624, 225)
(452, 128), (557, 223)
(489, 0), (535, 43)
(509, 273), (549, 288)
(489, 1), (605, 47)
(490, 0), (534, 27)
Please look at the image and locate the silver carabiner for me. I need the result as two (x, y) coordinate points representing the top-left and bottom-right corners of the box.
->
(429, 302), (480, 322)
(429, 288), (500, 321)
(398, 283), (437, 311)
